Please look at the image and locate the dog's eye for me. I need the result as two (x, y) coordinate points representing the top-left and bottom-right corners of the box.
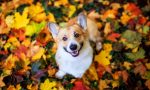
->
(74, 32), (80, 38)
(62, 36), (68, 41)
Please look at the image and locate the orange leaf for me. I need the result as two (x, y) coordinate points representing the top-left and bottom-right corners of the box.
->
(107, 33), (120, 42)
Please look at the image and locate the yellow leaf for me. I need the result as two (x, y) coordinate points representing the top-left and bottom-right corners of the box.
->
(47, 13), (56, 22)
(95, 44), (112, 66)
(87, 63), (99, 80)
(54, 0), (68, 7)
(4, 42), (11, 51)
(146, 63), (150, 70)
(95, 51), (111, 66)
(13, 7), (30, 29)
(28, 2), (44, 17)
(7, 37), (20, 47)
(32, 47), (45, 60)
(0, 77), (5, 87)
(103, 43), (112, 52)
(40, 79), (57, 90)
(4, 54), (18, 70)
(99, 80), (109, 90)
(120, 12), (131, 25)
(132, 47), (138, 53)
(5, 15), (15, 28)
(68, 5), (76, 17)
(112, 81), (119, 88)
(104, 22), (111, 36)
(32, 12), (46, 22)
(22, 39), (31, 47)
(123, 62), (132, 70)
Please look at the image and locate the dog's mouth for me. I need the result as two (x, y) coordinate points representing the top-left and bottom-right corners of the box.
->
(64, 43), (83, 57)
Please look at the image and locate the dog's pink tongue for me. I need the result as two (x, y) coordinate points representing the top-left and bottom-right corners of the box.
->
(71, 51), (79, 56)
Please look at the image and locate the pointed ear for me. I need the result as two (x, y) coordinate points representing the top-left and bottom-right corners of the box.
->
(77, 13), (87, 30)
(47, 22), (59, 39)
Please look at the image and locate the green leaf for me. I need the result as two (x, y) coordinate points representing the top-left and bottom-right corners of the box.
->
(144, 71), (150, 79)
(25, 21), (46, 36)
(125, 48), (145, 61)
(143, 26), (149, 34)
(122, 30), (142, 49)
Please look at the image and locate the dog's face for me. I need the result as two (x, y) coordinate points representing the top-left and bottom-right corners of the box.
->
(48, 13), (88, 57)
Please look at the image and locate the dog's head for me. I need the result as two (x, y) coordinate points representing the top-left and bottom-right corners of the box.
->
(48, 13), (88, 57)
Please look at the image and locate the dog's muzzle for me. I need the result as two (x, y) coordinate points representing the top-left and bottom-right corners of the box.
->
(63, 43), (83, 57)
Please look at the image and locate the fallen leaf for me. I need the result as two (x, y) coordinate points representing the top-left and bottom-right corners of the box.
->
(32, 47), (45, 60)
(72, 80), (89, 90)
(98, 80), (109, 90)
(68, 5), (76, 18)
(40, 79), (57, 90)
(145, 79), (150, 89)
(107, 33), (120, 42)
(104, 22), (112, 36)
(25, 21), (46, 36)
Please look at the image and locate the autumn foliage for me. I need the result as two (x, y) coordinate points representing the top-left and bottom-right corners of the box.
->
(0, 0), (150, 90)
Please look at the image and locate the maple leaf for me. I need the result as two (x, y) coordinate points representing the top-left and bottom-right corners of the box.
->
(107, 33), (120, 42)
(95, 44), (112, 66)
(125, 48), (145, 61)
(124, 3), (141, 16)
(101, 9), (118, 21)
(13, 7), (30, 29)
(25, 21), (46, 36)
(121, 30), (142, 49)
(28, 2), (44, 17)
(134, 63), (146, 76)
(40, 79), (57, 90)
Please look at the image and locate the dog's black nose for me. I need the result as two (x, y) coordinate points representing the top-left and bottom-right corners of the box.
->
(70, 44), (77, 51)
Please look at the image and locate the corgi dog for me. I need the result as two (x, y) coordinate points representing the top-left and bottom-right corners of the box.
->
(47, 13), (102, 79)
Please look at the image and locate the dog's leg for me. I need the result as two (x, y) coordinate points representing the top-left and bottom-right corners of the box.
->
(55, 70), (66, 79)
(96, 36), (103, 52)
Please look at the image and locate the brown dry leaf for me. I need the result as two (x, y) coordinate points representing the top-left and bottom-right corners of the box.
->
(145, 79), (150, 89)
(122, 70), (129, 83)
(134, 63), (147, 76)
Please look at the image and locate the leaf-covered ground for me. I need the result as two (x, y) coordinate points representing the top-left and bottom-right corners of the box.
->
(0, 0), (150, 90)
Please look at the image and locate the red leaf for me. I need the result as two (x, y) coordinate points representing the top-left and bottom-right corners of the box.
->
(138, 16), (147, 25)
(107, 33), (120, 42)
(97, 64), (106, 78)
(13, 45), (28, 59)
(11, 29), (26, 41)
(126, 3), (141, 16)
(72, 80), (90, 90)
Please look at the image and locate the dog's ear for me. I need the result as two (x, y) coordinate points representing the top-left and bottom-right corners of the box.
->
(47, 22), (59, 39)
(77, 13), (87, 30)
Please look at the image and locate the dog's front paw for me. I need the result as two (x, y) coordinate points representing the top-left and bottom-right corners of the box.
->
(55, 70), (66, 79)
(96, 42), (102, 52)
